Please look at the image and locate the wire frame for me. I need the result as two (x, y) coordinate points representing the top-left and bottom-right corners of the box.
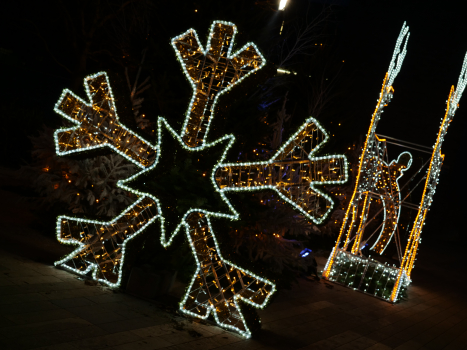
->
(216, 119), (347, 222)
(55, 73), (157, 168)
(324, 23), (466, 303)
(325, 248), (408, 300)
(52, 21), (275, 337)
(55, 197), (158, 285)
(181, 212), (274, 335)
(172, 21), (265, 147)
(392, 74), (465, 300)
(323, 23), (411, 302)
(51, 20), (348, 337)
(369, 152), (411, 254)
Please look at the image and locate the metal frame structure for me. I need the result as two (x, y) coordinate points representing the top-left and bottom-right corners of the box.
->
(323, 22), (467, 303)
(52, 21), (349, 337)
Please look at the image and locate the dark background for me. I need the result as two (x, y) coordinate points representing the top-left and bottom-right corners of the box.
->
(1, 0), (465, 247)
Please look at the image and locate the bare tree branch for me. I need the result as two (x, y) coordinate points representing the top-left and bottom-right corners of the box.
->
(278, 4), (334, 67)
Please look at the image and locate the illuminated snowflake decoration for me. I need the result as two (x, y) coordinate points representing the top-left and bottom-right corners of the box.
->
(52, 21), (348, 337)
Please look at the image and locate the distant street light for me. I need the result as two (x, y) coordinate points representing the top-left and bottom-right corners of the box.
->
(278, 0), (289, 11)
(278, 0), (289, 35)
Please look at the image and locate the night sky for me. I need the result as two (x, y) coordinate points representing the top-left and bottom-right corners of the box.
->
(1, 0), (465, 246)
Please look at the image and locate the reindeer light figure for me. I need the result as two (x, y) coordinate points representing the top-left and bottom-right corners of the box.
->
(323, 22), (467, 303)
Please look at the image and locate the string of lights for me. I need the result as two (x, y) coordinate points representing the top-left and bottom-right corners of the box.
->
(216, 117), (348, 224)
(54, 72), (157, 168)
(323, 23), (411, 302)
(51, 20), (348, 337)
(172, 21), (266, 147)
(390, 52), (467, 301)
(323, 22), (467, 303)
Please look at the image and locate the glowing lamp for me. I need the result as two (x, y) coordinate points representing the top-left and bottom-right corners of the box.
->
(279, 0), (289, 11)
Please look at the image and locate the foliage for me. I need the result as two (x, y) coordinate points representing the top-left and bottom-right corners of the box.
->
(228, 192), (312, 274)
(20, 126), (137, 218)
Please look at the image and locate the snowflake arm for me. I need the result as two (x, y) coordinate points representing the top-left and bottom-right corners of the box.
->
(172, 21), (266, 147)
(54, 72), (157, 168)
(54, 196), (159, 287)
(215, 117), (348, 224)
(180, 213), (275, 338)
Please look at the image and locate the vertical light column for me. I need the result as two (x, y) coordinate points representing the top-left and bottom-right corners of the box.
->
(323, 22), (409, 279)
(390, 54), (467, 301)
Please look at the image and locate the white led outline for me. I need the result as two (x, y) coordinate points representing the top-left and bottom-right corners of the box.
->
(328, 248), (408, 301)
(391, 51), (467, 300)
(387, 22), (410, 87)
(171, 20), (266, 144)
(323, 22), (411, 301)
(118, 116), (240, 248)
(53, 71), (156, 169)
(218, 116), (348, 224)
(52, 21), (349, 334)
(178, 216), (276, 338)
(54, 196), (160, 288)
(369, 151), (413, 253)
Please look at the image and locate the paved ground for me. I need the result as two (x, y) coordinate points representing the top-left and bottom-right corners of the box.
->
(1, 247), (466, 350)
(1, 167), (466, 350)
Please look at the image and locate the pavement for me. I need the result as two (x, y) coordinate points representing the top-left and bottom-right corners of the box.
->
(1, 167), (466, 350)
(1, 246), (466, 350)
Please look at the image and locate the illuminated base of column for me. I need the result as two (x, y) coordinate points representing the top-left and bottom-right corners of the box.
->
(323, 249), (410, 303)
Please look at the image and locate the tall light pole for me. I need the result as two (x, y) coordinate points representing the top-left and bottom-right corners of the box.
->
(278, 0), (289, 35)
